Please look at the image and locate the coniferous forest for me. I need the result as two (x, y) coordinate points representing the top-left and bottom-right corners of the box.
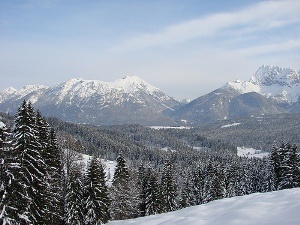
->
(0, 101), (299, 224)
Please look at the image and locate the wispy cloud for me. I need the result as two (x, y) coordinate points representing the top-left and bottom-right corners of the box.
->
(111, 0), (300, 52)
(234, 38), (300, 56)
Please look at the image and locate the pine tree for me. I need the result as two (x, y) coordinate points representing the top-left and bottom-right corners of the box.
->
(65, 162), (84, 225)
(269, 144), (280, 189)
(261, 157), (276, 192)
(83, 156), (110, 225)
(10, 100), (46, 224)
(161, 159), (178, 212)
(191, 166), (206, 204)
(0, 122), (16, 224)
(144, 168), (163, 216)
(110, 153), (139, 220)
(137, 163), (147, 217)
(278, 143), (300, 189)
(46, 128), (64, 224)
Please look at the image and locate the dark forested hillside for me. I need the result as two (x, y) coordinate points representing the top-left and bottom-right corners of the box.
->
(193, 113), (300, 151)
(45, 117), (236, 166)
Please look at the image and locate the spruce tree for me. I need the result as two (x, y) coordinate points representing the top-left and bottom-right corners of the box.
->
(65, 162), (84, 225)
(269, 144), (280, 189)
(144, 168), (163, 216)
(84, 156), (110, 224)
(278, 143), (300, 189)
(110, 152), (139, 220)
(10, 100), (46, 224)
(261, 157), (276, 192)
(137, 163), (147, 217)
(46, 128), (64, 224)
(161, 159), (178, 212)
(0, 122), (16, 224)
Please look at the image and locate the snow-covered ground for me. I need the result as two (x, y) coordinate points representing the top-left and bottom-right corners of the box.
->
(220, 122), (241, 128)
(237, 147), (269, 158)
(107, 188), (300, 225)
(0, 121), (6, 128)
(149, 126), (192, 130)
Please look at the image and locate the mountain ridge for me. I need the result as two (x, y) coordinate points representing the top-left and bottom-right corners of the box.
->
(0, 76), (180, 125)
(0, 65), (299, 125)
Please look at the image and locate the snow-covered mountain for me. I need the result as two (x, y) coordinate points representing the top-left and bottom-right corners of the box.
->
(0, 76), (181, 125)
(225, 65), (300, 103)
(1, 66), (299, 126)
(171, 66), (300, 125)
(107, 188), (300, 225)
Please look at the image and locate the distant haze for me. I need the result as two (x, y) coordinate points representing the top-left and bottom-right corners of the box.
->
(0, 0), (299, 100)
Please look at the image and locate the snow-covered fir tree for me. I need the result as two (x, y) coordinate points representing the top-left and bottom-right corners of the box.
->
(0, 121), (16, 224)
(161, 159), (178, 212)
(137, 163), (147, 217)
(9, 100), (47, 224)
(45, 127), (64, 224)
(278, 143), (300, 189)
(110, 153), (139, 220)
(144, 168), (163, 216)
(65, 162), (84, 225)
(83, 156), (110, 225)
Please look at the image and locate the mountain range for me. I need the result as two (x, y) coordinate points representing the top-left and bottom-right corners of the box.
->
(0, 65), (299, 125)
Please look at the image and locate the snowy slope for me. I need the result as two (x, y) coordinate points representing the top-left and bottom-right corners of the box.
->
(107, 188), (300, 225)
(225, 65), (300, 103)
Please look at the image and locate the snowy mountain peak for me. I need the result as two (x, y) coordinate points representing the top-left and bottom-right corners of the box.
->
(113, 76), (160, 95)
(224, 65), (300, 103)
(2, 87), (17, 94)
(0, 85), (47, 103)
(250, 65), (300, 86)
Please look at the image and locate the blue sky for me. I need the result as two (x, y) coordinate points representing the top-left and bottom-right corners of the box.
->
(0, 0), (299, 100)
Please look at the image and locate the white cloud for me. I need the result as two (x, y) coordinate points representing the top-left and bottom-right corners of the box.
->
(235, 39), (300, 56)
(111, 0), (300, 52)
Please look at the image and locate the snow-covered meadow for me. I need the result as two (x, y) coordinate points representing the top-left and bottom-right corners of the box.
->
(107, 188), (300, 225)
(237, 146), (269, 158)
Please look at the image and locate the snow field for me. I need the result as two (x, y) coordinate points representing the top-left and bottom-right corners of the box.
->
(107, 188), (300, 225)
(237, 147), (269, 158)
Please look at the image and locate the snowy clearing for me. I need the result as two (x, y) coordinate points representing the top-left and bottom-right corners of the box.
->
(149, 126), (192, 130)
(221, 123), (241, 128)
(237, 147), (269, 158)
(107, 188), (300, 225)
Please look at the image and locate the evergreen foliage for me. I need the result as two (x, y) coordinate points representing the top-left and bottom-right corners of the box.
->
(84, 156), (110, 224)
(144, 168), (163, 215)
(161, 160), (178, 212)
(110, 153), (139, 220)
(10, 100), (46, 224)
(65, 163), (84, 225)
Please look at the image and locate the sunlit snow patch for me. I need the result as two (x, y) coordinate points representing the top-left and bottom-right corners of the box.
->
(237, 147), (269, 158)
(0, 121), (6, 129)
(107, 188), (300, 225)
(221, 123), (241, 128)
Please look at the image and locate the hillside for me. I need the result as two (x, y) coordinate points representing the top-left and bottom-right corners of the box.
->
(107, 188), (300, 225)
